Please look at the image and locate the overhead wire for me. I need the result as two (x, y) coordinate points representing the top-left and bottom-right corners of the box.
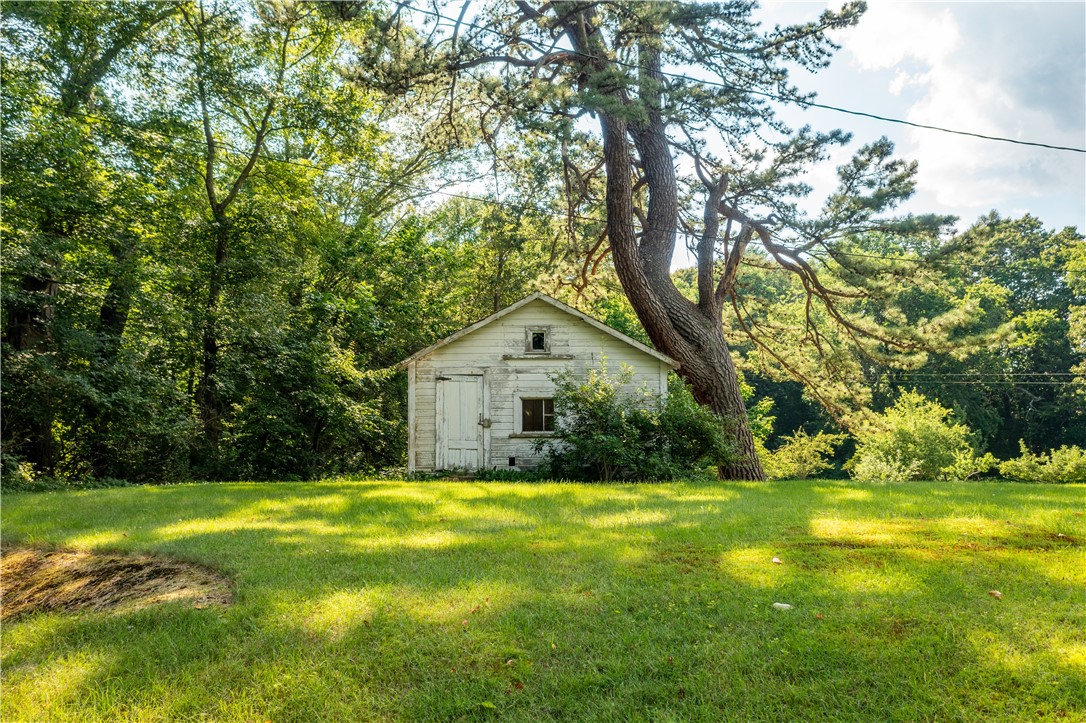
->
(406, 4), (1086, 154)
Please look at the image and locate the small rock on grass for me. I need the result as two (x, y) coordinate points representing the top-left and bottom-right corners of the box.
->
(772, 602), (793, 610)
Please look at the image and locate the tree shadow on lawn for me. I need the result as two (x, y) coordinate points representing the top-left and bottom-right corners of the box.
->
(2, 480), (1084, 721)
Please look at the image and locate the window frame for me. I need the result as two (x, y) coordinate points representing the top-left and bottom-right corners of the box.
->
(524, 326), (551, 354)
(519, 396), (555, 434)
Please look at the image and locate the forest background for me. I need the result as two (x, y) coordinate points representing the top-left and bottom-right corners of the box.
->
(3, 1), (1084, 485)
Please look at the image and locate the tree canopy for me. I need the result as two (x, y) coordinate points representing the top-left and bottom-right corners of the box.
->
(363, 0), (1009, 477)
(2, 0), (1082, 485)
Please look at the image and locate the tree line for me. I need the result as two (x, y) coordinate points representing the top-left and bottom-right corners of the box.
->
(2, 1), (1083, 485)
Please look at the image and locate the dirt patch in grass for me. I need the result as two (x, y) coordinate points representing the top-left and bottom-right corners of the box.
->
(1, 545), (231, 621)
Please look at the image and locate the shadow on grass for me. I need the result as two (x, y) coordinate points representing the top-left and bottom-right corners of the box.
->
(2, 479), (1084, 721)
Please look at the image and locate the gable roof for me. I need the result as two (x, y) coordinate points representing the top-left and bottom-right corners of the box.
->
(397, 292), (679, 369)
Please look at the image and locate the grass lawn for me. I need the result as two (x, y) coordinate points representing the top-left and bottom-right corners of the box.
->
(2, 479), (1084, 722)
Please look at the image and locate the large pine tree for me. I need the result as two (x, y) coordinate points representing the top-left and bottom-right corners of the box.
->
(373, 1), (964, 478)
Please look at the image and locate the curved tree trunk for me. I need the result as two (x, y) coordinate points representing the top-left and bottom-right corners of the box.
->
(561, 11), (765, 480)
(596, 113), (765, 480)
(672, 319), (765, 480)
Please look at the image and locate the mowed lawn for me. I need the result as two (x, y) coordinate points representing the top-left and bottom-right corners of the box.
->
(2, 480), (1084, 722)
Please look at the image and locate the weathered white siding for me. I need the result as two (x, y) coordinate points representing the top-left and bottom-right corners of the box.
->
(409, 298), (673, 472)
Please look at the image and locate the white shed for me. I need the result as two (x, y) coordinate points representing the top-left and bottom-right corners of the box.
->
(398, 292), (679, 473)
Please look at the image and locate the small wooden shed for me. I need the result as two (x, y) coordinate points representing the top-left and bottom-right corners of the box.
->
(398, 292), (679, 472)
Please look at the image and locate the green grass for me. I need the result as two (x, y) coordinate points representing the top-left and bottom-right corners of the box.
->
(2, 479), (1084, 722)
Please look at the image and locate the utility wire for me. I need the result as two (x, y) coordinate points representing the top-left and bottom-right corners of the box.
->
(409, 5), (1086, 154)
(824, 380), (1084, 386)
(56, 104), (1084, 277)
(883, 372), (1079, 377)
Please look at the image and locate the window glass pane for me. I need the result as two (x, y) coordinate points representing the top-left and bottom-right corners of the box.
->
(531, 331), (547, 350)
(522, 398), (554, 432)
(523, 399), (543, 431)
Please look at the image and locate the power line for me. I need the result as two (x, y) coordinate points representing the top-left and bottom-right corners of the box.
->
(835, 380), (1084, 386)
(56, 104), (1083, 278)
(409, 5), (1086, 154)
(887, 372), (1079, 377)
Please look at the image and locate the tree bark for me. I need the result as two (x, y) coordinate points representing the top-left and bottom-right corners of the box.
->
(96, 231), (139, 359)
(195, 217), (229, 454)
(3, 275), (60, 475)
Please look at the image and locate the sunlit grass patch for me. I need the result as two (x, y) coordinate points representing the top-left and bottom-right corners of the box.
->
(2, 479), (1084, 722)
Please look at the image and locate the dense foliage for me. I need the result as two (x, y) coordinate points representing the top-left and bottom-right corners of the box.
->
(538, 369), (735, 482)
(1, 1), (1083, 485)
(847, 391), (995, 482)
(999, 442), (1086, 484)
(1, 1), (547, 483)
(760, 430), (846, 482)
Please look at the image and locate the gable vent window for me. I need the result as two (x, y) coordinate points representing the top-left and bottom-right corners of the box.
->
(522, 398), (555, 432)
(525, 327), (549, 353)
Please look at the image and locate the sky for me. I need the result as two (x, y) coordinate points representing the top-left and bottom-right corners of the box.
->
(757, 0), (1085, 235)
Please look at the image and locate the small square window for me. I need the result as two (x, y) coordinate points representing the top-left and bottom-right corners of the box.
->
(524, 327), (549, 353)
(522, 398), (555, 432)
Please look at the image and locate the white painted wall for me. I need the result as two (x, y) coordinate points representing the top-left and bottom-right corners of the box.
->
(410, 299), (672, 472)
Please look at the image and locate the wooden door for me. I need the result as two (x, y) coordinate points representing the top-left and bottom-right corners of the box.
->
(437, 374), (483, 470)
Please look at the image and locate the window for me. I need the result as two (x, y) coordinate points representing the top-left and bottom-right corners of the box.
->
(522, 398), (555, 432)
(525, 327), (549, 353)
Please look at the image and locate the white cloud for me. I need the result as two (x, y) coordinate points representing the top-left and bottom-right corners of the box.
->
(841, 3), (959, 70)
(832, 1), (1085, 226)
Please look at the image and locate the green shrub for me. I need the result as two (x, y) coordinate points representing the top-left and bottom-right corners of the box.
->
(999, 442), (1086, 483)
(761, 429), (846, 480)
(537, 368), (735, 482)
(1, 452), (37, 491)
(0, 453), (132, 493)
(848, 390), (995, 482)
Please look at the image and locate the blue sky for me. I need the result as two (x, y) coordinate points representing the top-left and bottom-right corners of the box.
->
(759, 1), (1085, 235)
